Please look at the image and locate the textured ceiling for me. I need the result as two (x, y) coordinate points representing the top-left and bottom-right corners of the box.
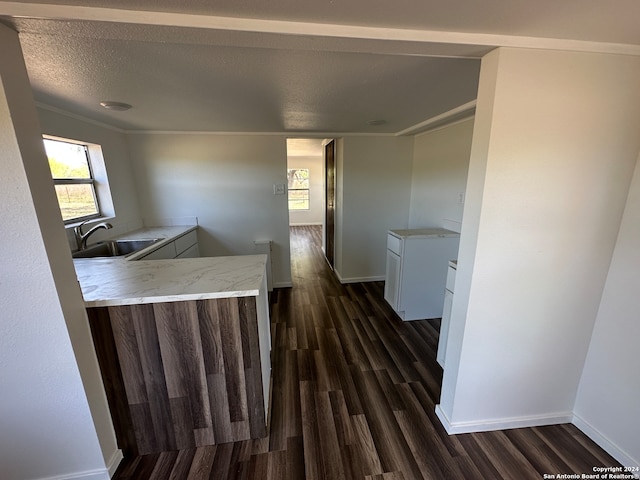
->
(18, 28), (481, 132)
(2, 0), (639, 133)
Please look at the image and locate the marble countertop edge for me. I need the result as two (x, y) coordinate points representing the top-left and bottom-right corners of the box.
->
(84, 288), (261, 308)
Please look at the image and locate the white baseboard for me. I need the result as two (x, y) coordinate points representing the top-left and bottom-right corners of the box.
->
(107, 449), (123, 477)
(572, 414), (640, 475)
(335, 271), (385, 284)
(289, 222), (323, 226)
(435, 404), (573, 434)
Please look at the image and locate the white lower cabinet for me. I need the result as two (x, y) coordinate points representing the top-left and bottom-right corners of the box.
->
(140, 241), (177, 260)
(383, 229), (460, 321)
(436, 261), (456, 367)
(139, 229), (199, 260)
(384, 249), (402, 310)
(177, 243), (200, 258)
(174, 230), (198, 257)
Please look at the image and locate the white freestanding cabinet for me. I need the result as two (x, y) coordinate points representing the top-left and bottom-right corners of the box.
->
(437, 260), (457, 366)
(384, 228), (459, 321)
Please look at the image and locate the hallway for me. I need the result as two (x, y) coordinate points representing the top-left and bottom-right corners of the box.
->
(113, 225), (619, 479)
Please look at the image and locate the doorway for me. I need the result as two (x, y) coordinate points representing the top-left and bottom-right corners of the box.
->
(285, 138), (333, 265)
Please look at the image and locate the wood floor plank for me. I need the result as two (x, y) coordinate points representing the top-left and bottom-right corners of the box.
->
(475, 430), (540, 480)
(315, 391), (347, 480)
(350, 367), (424, 479)
(300, 380), (325, 480)
(111, 225), (623, 480)
(503, 427), (573, 476)
(351, 413), (384, 477)
(286, 436), (305, 480)
(168, 448), (197, 480)
(186, 445), (216, 480)
(207, 442), (234, 480)
(393, 382), (462, 479)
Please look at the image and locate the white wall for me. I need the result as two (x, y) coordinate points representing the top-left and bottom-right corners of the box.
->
(0, 24), (109, 480)
(409, 118), (474, 230)
(336, 135), (413, 282)
(438, 48), (640, 437)
(287, 154), (324, 226)
(574, 152), (640, 468)
(126, 133), (293, 287)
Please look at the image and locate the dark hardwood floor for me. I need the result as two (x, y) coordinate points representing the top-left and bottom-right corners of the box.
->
(112, 225), (620, 479)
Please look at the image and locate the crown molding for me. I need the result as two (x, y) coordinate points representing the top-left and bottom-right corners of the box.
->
(397, 100), (476, 136)
(35, 102), (125, 133)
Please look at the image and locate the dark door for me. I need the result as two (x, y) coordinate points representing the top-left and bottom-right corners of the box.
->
(325, 140), (335, 269)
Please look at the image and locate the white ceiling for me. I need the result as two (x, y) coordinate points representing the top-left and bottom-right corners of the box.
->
(2, 1), (639, 134)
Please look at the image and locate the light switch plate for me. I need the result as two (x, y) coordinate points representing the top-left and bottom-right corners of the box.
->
(273, 184), (286, 195)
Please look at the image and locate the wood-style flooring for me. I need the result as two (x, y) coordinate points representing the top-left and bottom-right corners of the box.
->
(112, 225), (620, 479)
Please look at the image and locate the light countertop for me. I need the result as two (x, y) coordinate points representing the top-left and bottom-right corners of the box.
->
(111, 225), (197, 260)
(74, 255), (268, 307)
(389, 228), (460, 238)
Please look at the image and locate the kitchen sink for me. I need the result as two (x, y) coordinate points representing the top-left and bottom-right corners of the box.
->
(72, 238), (162, 258)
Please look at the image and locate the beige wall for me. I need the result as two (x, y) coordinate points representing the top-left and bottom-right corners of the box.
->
(126, 133), (293, 287)
(336, 135), (413, 282)
(409, 117), (474, 231)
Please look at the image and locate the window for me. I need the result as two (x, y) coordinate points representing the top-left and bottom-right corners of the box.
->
(287, 168), (309, 210)
(43, 136), (101, 223)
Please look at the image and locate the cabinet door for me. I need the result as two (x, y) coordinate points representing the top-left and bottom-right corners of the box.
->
(176, 243), (200, 258)
(384, 250), (402, 311)
(436, 289), (453, 367)
(174, 230), (198, 256)
(139, 241), (177, 260)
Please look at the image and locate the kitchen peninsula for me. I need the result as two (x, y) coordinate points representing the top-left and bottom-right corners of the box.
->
(74, 255), (271, 455)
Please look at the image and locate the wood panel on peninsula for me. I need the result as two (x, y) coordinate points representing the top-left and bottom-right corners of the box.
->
(74, 255), (271, 456)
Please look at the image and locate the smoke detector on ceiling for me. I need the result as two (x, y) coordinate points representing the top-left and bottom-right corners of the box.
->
(99, 101), (132, 111)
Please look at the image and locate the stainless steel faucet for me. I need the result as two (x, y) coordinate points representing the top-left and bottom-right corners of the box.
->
(74, 220), (113, 250)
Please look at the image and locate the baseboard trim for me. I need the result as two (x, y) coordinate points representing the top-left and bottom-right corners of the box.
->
(107, 449), (123, 477)
(435, 404), (573, 434)
(289, 222), (323, 226)
(335, 272), (386, 284)
(572, 414), (640, 474)
(273, 281), (293, 289)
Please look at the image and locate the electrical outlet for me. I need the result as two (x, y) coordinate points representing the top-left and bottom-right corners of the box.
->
(458, 192), (465, 204)
(273, 184), (286, 195)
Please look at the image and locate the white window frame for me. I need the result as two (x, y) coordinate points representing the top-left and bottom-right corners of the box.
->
(43, 134), (115, 225)
(287, 168), (310, 211)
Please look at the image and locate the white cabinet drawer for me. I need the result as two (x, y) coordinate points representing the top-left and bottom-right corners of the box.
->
(176, 243), (199, 258)
(174, 230), (198, 256)
(386, 233), (402, 256)
(140, 241), (177, 260)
